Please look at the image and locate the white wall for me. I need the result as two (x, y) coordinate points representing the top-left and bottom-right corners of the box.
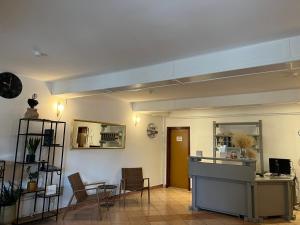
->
(4, 75), (300, 215)
(0, 75), (163, 216)
(165, 104), (300, 181)
(62, 96), (163, 206)
(0, 76), (59, 163)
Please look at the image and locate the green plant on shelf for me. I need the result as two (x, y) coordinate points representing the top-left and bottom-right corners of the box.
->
(26, 138), (40, 163)
(26, 166), (39, 182)
(27, 138), (40, 155)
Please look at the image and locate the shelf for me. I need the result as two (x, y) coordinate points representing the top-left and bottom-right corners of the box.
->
(37, 192), (61, 198)
(37, 186), (63, 198)
(14, 161), (61, 171)
(20, 118), (52, 122)
(215, 122), (260, 126)
(40, 166), (62, 172)
(19, 133), (46, 136)
(216, 134), (259, 137)
(15, 161), (48, 165)
(43, 144), (63, 148)
(213, 120), (263, 175)
(21, 188), (45, 195)
(13, 210), (57, 224)
(20, 118), (66, 124)
(215, 147), (259, 151)
(13, 118), (66, 224)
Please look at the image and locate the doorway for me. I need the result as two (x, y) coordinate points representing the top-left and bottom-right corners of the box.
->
(166, 127), (190, 190)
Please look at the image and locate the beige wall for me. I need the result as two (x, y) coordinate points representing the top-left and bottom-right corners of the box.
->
(0, 75), (163, 216)
(165, 104), (300, 183)
(62, 96), (163, 207)
(3, 75), (300, 215)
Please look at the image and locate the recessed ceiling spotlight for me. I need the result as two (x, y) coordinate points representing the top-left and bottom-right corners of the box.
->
(32, 49), (48, 57)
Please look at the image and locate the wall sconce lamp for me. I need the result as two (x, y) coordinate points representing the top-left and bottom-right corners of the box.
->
(56, 102), (64, 119)
(133, 115), (141, 126)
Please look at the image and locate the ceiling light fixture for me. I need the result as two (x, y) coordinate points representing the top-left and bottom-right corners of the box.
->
(32, 49), (48, 57)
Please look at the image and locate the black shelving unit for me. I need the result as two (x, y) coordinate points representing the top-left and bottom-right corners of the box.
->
(12, 118), (66, 224)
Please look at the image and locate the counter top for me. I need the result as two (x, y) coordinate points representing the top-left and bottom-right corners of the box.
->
(190, 156), (256, 163)
(255, 175), (294, 182)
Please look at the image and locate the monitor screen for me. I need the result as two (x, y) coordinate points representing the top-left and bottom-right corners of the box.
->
(269, 158), (291, 175)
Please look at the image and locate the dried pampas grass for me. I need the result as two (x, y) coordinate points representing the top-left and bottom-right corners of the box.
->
(232, 133), (256, 149)
(246, 149), (257, 159)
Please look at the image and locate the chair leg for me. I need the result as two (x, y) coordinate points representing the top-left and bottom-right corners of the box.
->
(62, 206), (70, 220)
(148, 187), (150, 204)
(97, 203), (102, 220)
(123, 188), (126, 207)
(141, 189), (143, 198)
(106, 192), (111, 211)
(119, 182), (124, 207)
(63, 194), (75, 220)
(96, 188), (103, 220)
(119, 182), (122, 203)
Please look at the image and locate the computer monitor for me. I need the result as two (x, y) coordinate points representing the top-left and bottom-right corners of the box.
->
(269, 158), (291, 175)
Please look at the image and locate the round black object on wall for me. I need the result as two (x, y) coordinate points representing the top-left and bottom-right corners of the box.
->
(0, 72), (23, 99)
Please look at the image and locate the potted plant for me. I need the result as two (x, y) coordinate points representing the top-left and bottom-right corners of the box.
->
(25, 138), (40, 163)
(26, 166), (39, 192)
(0, 183), (21, 225)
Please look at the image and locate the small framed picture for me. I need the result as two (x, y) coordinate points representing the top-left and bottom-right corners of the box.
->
(46, 184), (57, 196)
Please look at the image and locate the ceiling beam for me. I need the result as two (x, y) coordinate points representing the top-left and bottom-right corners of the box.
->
(132, 89), (300, 112)
(49, 35), (300, 96)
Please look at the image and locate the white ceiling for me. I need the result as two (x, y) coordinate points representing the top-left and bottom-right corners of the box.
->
(110, 68), (300, 102)
(1, 0), (300, 81)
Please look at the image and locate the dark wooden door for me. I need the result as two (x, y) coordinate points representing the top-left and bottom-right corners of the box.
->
(167, 127), (190, 189)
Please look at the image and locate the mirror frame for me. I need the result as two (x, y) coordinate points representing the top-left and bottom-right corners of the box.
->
(71, 119), (126, 150)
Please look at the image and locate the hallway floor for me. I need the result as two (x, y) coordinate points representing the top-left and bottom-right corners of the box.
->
(37, 187), (299, 225)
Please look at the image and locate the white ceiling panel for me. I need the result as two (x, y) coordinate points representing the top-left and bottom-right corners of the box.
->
(1, 0), (300, 80)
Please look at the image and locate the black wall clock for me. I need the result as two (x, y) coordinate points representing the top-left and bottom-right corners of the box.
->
(0, 72), (23, 99)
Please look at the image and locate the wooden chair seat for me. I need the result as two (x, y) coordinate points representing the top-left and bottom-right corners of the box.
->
(63, 172), (110, 220)
(119, 168), (150, 206)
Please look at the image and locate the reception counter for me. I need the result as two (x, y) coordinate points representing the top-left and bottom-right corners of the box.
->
(189, 156), (295, 222)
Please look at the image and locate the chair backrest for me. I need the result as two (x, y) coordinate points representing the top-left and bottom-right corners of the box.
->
(68, 172), (88, 202)
(122, 168), (143, 191)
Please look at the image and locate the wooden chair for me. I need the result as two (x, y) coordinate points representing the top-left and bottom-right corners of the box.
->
(63, 172), (110, 220)
(119, 168), (150, 206)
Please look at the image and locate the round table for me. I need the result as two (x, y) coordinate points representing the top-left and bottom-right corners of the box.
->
(98, 184), (118, 207)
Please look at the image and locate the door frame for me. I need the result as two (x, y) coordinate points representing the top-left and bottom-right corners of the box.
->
(166, 127), (190, 190)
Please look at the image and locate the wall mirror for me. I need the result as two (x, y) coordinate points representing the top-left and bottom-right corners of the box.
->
(71, 119), (126, 149)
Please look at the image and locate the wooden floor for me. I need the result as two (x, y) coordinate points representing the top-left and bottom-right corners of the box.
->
(34, 187), (300, 225)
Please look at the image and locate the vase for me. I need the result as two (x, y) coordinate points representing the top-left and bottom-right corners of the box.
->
(240, 148), (246, 158)
(0, 204), (16, 225)
(246, 149), (257, 159)
(44, 129), (54, 146)
(27, 181), (37, 192)
(26, 154), (35, 163)
(24, 108), (39, 119)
